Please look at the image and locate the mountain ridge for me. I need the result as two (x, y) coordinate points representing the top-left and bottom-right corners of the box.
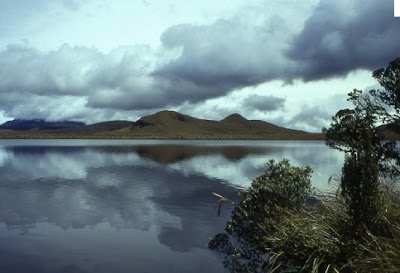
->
(0, 110), (324, 140)
(0, 119), (85, 130)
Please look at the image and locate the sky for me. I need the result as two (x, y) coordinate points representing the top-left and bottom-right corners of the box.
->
(0, 0), (399, 132)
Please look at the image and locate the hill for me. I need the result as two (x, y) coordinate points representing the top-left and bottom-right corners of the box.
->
(56, 120), (134, 135)
(0, 111), (323, 140)
(0, 119), (85, 130)
(126, 110), (318, 139)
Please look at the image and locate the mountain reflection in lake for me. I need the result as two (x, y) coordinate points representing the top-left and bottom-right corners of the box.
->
(0, 140), (343, 273)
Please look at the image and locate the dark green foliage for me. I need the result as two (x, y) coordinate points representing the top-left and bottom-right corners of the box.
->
(371, 58), (400, 110)
(323, 89), (383, 233)
(323, 59), (400, 234)
(208, 159), (313, 272)
(341, 152), (380, 234)
(230, 159), (313, 239)
(369, 58), (400, 176)
(323, 89), (384, 153)
(322, 89), (400, 177)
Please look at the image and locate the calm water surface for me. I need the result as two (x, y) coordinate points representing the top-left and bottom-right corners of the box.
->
(0, 140), (343, 273)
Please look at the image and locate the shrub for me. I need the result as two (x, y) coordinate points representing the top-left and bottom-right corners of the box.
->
(208, 159), (313, 272)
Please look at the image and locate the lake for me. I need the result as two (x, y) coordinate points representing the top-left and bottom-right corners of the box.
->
(0, 140), (343, 273)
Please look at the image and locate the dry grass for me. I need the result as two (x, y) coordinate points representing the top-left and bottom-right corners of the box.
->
(260, 187), (400, 273)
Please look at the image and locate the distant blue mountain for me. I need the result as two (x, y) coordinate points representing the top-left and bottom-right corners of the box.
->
(0, 119), (86, 130)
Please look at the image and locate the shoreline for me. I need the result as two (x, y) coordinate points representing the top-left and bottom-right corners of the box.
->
(0, 133), (325, 141)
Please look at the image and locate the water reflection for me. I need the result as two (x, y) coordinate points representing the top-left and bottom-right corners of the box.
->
(0, 140), (343, 273)
(0, 141), (343, 188)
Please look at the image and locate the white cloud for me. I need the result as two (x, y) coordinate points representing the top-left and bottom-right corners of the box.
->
(0, 0), (397, 132)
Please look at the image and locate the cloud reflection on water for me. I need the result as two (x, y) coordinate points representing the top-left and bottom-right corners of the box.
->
(0, 141), (343, 273)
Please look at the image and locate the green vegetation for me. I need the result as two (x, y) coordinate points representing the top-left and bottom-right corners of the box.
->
(208, 58), (400, 272)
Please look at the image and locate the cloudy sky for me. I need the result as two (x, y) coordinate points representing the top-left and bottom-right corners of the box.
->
(0, 0), (399, 132)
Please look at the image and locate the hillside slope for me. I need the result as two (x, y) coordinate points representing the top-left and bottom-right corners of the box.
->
(125, 110), (321, 140)
(0, 111), (323, 140)
(0, 119), (85, 130)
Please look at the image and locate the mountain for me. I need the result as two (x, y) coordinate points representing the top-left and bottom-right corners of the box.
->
(0, 119), (85, 130)
(55, 120), (134, 135)
(0, 111), (323, 140)
(126, 110), (321, 140)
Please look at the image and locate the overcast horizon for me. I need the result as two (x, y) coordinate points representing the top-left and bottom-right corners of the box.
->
(0, 0), (399, 132)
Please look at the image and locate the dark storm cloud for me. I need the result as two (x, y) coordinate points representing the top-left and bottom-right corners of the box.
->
(0, 42), (248, 115)
(287, 0), (400, 81)
(154, 0), (400, 95)
(154, 17), (292, 97)
(0, 44), (172, 113)
(243, 95), (285, 112)
(0, 35), (288, 116)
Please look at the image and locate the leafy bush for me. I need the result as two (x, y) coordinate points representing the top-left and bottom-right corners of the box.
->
(208, 159), (313, 272)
